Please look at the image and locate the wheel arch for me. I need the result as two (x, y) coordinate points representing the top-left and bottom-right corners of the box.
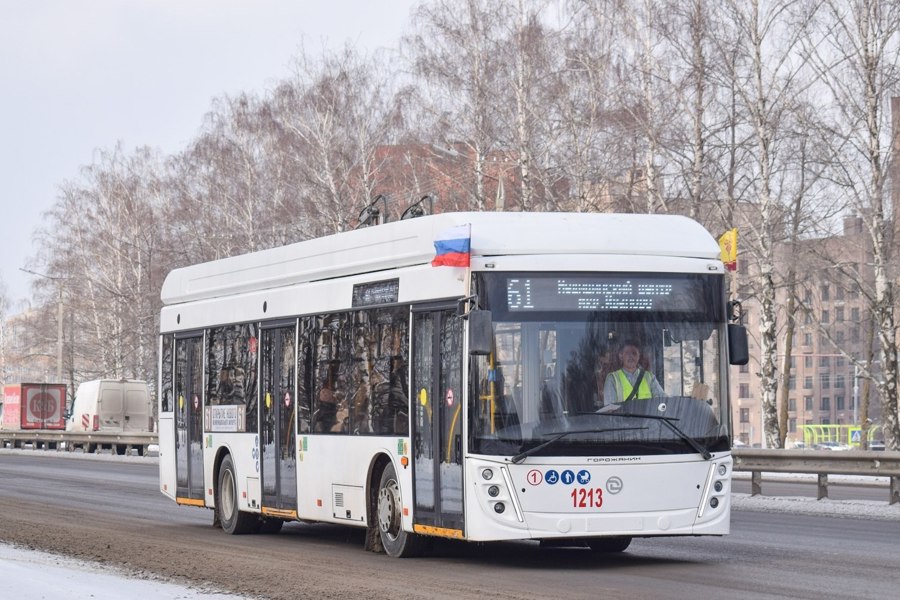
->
(366, 452), (394, 528)
(211, 444), (233, 508)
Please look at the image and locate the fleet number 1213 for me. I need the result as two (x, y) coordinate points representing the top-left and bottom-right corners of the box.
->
(570, 487), (604, 508)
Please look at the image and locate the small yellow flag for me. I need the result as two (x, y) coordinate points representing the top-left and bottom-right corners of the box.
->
(719, 229), (738, 271)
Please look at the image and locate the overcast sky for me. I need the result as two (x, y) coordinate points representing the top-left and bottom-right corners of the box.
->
(0, 0), (416, 310)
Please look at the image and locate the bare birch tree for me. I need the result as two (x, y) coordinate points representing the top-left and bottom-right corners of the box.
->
(0, 277), (8, 384)
(659, 0), (719, 221)
(405, 0), (506, 210)
(36, 145), (165, 384)
(273, 45), (400, 232)
(804, 0), (900, 448)
(552, 2), (622, 211)
(715, 0), (819, 447)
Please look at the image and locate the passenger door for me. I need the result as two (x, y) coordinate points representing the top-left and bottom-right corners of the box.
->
(411, 307), (465, 536)
(260, 323), (298, 517)
(174, 334), (204, 503)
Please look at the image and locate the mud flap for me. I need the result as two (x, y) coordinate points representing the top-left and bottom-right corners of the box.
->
(365, 525), (385, 553)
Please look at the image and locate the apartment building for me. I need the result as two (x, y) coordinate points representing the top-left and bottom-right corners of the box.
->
(731, 214), (879, 446)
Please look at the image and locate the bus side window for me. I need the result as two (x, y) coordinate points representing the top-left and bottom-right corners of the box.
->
(160, 334), (173, 413)
(297, 317), (313, 433)
(314, 361), (343, 433)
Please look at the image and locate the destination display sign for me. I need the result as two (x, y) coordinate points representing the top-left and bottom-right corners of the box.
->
(352, 278), (400, 307)
(505, 275), (704, 312)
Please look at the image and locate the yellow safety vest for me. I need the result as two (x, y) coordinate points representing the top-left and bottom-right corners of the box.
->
(613, 369), (653, 401)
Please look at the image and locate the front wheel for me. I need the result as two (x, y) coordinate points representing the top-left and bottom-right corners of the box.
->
(217, 454), (260, 534)
(376, 462), (425, 557)
(587, 536), (632, 553)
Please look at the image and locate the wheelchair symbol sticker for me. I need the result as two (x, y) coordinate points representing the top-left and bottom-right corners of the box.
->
(545, 469), (559, 485)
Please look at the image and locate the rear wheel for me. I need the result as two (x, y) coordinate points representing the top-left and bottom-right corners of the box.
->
(217, 454), (260, 534)
(377, 462), (425, 557)
(587, 536), (632, 553)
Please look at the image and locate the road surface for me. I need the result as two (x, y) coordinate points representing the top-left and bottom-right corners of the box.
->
(0, 452), (897, 600)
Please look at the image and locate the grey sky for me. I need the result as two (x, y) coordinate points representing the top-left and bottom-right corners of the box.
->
(0, 0), (415, 309)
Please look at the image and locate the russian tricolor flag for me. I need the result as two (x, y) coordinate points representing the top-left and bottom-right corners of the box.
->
(431, 224), (471, 267)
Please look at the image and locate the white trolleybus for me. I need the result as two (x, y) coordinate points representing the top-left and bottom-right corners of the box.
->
(158, 211), (749, 557)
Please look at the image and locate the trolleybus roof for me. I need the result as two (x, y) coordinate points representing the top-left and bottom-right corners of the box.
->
(161, 212), (719, 305)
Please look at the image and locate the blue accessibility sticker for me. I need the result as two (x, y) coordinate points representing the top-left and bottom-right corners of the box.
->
(545, 469), (560, 485)
(561, 470), (575, 485)
(577, 469), (591, 485)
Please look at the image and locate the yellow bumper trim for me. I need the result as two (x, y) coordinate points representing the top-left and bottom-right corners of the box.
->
(413, 524), (464, 539)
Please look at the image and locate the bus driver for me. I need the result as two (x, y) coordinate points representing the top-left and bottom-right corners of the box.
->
(602, 340), (664, 405)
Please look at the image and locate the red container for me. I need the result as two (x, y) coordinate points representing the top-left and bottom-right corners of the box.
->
(1, 383), (67, 430)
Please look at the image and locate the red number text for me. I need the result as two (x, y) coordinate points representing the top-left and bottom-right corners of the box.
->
(570, 487), (604, 508)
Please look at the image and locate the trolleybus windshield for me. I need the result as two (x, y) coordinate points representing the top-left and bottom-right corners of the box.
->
(470, 272), (730, 458)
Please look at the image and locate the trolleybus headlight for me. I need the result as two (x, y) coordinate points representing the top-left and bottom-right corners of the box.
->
(714, 480), (723, 492)
(718, 464), (727, 476)
(710, 497), (719, 509)
(482, 469), (494, 480)
(488, 485), (500, 497)
(493, 502), (506, 514)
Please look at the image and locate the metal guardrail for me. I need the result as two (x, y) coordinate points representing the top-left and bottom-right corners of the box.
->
(0, 430), (157, 456)
(1, 438), (896, 501)
(732, 448), (900, 505)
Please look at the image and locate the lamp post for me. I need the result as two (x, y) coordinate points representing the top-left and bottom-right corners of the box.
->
(19, 268), (63, 382)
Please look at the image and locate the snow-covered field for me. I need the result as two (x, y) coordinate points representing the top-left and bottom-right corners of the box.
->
(0, 544), (247, 599)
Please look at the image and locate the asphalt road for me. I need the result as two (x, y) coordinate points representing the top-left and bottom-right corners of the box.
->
(1, 452), (898, 600)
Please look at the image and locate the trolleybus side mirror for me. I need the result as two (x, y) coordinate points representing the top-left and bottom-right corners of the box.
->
(727, 299), (749, 366)
(468, 309), (493, 356)
(728, 324), (749, 366)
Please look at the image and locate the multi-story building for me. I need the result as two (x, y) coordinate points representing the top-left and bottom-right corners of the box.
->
(730, 214), (880, 447)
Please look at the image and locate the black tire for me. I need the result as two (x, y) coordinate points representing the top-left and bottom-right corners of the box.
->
(377, 462), (426, 558)
(587, 536), (632, 553)
(217, 454), (260, 534)
(258, 518), (284, 534)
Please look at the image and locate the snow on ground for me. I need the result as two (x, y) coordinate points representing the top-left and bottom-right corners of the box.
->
(0, 544), (247, 599)
(731, 471), (900, 521)
(732, 493), (900, 521)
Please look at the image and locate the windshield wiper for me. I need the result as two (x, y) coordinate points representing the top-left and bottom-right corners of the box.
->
(609, 411), (713, 460)
(509, 427), (646, 464)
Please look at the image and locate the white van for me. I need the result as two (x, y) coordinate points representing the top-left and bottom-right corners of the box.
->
(67, 379), (153, 433)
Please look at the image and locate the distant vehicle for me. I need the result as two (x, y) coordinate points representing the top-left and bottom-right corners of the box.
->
(868, 440), (886, 451)
(789, 441), (808, 450)
(0, 383), (67, 430)
(814, 441), (850, 451)
(66, 379), (153, 433)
